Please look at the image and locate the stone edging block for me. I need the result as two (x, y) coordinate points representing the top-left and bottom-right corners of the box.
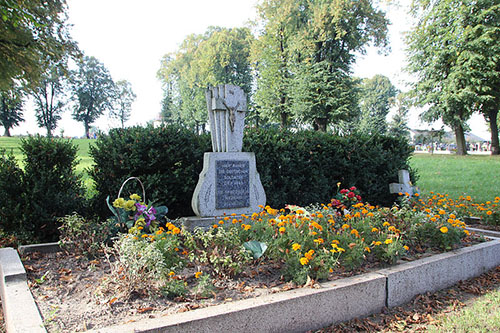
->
(0, 248), (46, 333)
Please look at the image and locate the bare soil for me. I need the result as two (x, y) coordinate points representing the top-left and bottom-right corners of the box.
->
(19, 230), (487, 332)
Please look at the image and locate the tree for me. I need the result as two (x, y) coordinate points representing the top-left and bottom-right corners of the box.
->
(28, 64), (67, 137)
(357, 75), (398, 135)
(405, 0), (500, 155)
(388, 94), (410, 139)
(0, 84), (24, 136)
(71, 56), (116, 138)
(158, 27), (254, 132)
(110, 80), (136, 128)
(0, 0), (77, 89)
(253, 0), (389, 131)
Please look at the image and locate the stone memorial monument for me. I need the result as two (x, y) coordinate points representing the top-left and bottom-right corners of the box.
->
(389, 170), (419, 197)
(186, 84), (266, 228)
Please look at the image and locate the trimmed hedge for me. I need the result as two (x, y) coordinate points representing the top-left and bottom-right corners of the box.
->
(244, 128), (415, 209)
(89, 125), (211, 219)
(90, 125), (414, 219)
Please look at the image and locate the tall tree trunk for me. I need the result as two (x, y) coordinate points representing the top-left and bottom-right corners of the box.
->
(4, 128), (10, 137)
(314, 117), (327, 132)
(454, 123), (467, 155)
(46, 127), (52, 138)
(84, 121), (90, 139)
(487, 108), (499, 155)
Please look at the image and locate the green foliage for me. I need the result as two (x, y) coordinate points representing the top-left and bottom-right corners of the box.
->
(244, 128), (415, 208)
(357, 75), (398, 135)
(0, 0), (77, 89)
(0, 84), (24, 137)
(0, 149), (24, 234)
(108, 233), (185, 297)
(185, 227), (252, 277)
(111, 80), (136, 128)
(21, 135), (85, 242)
(406, 0), (500, 154)
(71, 56), (116, 138)
(89, 125), (210, 219)
(243, 240), (268, 259)
(58, 213), (117, 257)
(157, 27), (254, 131)
(253, 0), (389, 130)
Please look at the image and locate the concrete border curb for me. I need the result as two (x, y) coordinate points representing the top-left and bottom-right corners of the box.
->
(18, 242), (61, 256)
(0, 248), (46, 333)
(1, 237), (499, 332)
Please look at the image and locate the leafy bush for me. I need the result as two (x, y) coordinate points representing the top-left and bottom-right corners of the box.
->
(244, 128), (415, 209)
(89, 125), (210, 219)
(90, 126), (413, 221)
(0, 150), (25, 236)
(21, 136), (85, 242)
(58, 214), (117, 257)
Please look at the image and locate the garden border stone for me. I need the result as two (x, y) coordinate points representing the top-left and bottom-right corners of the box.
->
(1, 235), (500, 332)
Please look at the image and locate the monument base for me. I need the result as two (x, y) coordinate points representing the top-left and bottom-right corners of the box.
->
(191, 152), (266, 217)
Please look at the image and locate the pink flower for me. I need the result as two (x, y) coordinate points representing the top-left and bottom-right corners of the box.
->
(340, 189), (349, 194)
(350, 186), (357, 191)
(347, 192), (355, 198)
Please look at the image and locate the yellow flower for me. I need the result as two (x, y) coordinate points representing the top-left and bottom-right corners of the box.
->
(292, 243), (301, 251)
(304, 249), (315, 260)
(172, 227), (180, 235)
(300, 257), (309, 265)
(384, 239), (393, 244)
(112, 197), (125, 208)
(219, 220), (225, 225)
(438, 209), (446, 215)
(195, 271), (203, 279)
(430, 217), (437, 222)
(342, 223), (350, 230)
(337, 247), (346, 253)
(440, 226), (448, 233)
(487, 210), (493, 216)
(449, 214), (456, 219)
(129, 193), (141, 201)
(317, 213), (324, 218)
(314, 238), (324, 244)
(367, 212), (374, 217)
(279, 226), (286, 233)
(350, 229), (359, 237)
(364, 246), (371, 253)
(168, 271), (175, 277)
(403, 245), (409, 251)
(383, 221), (390, 227)
(371, 227), (379, 233)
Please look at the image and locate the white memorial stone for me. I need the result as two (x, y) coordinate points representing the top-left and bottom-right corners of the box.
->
(191, 84), (266, 218)
(389, 170), (418, 196)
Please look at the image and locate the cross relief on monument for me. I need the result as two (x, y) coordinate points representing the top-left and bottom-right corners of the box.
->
(206, 85), (247, 153)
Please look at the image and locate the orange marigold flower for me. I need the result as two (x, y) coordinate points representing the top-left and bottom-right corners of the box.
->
(364, 246), (371, 253)
(195, 271), (203, 279)
(487, 211), (493, 216)
(168, 271), (175, 277)
(292, 243), (301, 251)
(403, 245), (409, 251)
(213, 224), (218, 229)
(279, 226), (286, 233)
(350, 229), (359, 237)
(371, 227), (379, 233)
(438, 209), (446, 215)
(383, 221), (390, 227)
(385, 239), (393, 245)
(440, 226), (448, 233)
(304, 249), (315, 260)
(300, 257), (309, 265)
(314, 238), (324, 244)
(342, 223), (350, 230)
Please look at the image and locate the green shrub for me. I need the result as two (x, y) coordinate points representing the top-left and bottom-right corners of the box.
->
(0, 150), (25, 236)
(89, 125), (210, 219)
(244, 128), (415, 209)
(21, 136), (85, 242)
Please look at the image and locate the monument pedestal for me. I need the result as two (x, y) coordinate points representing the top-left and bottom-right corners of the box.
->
(191, 152), (266, 218)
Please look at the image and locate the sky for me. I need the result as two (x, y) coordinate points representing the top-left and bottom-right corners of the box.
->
(11, 0), (491, 140)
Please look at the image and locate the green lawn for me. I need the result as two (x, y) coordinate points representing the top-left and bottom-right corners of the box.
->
(410, 153), (500, 203)
(0, 136), (95, 174)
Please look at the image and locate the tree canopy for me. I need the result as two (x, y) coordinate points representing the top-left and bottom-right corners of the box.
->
(71, 56), (116, 138)
(0, 0), (77, 89)
(0, 83), (24, 136)
(157, 26), (254, 132)
(111, 80), (136, 128)
(406, 0), (500, 155)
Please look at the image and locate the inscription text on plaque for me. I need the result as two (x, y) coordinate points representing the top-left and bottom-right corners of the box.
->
(216, 160), (250, 209)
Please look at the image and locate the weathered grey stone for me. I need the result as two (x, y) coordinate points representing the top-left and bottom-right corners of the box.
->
(380, 238), (500, 307)
(207, 85), (247, 153)
(0, 248), (26, 282)
(88, 272), (387, 333)
(192, 152), (265, 217)
(0, 248), (46, 332)
(389, 170), (418, 196)
(18, 242), (61, 255)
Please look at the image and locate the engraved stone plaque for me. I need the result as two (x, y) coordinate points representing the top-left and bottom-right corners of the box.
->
(216, 160), (250, 209)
